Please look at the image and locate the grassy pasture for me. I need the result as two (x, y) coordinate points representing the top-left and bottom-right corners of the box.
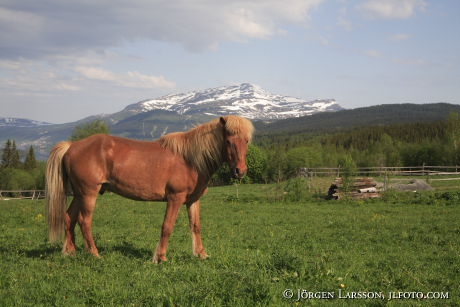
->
(0, 184), (459, 306)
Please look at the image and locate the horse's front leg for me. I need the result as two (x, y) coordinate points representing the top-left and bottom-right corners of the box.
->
(187, 200), (209, 260)
(153, 193), (185, 263)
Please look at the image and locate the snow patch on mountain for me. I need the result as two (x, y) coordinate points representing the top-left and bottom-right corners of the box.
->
(0, 117), (53, 127)
(124, 83), (343, 120)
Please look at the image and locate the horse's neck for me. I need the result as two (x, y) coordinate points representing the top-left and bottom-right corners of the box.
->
(199, 149), (224, 179)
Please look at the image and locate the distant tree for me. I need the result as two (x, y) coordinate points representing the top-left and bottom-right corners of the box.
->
(447, 112), (460, 150)
(265, 148), (287, 183)
(24, 146), (37, 170)
(447, 112), (460, 159)
(70, 119), (110, 141)
(246, 144), (267, 183)
(11, 141), (21, 168)
(32, 162), (46, 190)
(402, 143), (447, 166)
(1, 139), (12, 168)
(0, 168), (35, 190)
(1, 139), (21, 168)
(210, 145), (267, 185)
(338, 154), (357, 194)
(285, 146), (323, 178)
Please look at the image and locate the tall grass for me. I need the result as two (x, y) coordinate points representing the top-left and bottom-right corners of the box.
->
(0, 184), (458, 306)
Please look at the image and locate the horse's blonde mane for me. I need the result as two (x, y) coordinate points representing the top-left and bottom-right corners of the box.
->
(159, 116), (254, 176)
(222, 115), (254, 142)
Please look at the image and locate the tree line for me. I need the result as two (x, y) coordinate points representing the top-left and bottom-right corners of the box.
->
(0, 120), (110, 192)
(0, 140), (44, 191)
(2, 114), (460, 191)
(252, 112), (460, 183)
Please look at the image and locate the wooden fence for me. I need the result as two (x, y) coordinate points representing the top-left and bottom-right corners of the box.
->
(0, 190), (45, 200)
(301, 165), (460, 179)
(300, 165), (460, 193)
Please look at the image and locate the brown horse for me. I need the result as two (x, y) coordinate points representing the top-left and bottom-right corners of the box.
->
(46, 116), (254, 263)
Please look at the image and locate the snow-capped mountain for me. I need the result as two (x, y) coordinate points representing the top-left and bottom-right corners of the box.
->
(0, 117), (52, 127)
(0, 83), (343, 159)
(124, 83), (342, 120)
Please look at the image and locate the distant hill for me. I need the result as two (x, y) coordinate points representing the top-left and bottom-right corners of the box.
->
(254, 103), (460, 136)
(1, 83), (341, 159)
(1, 100), (459, 160)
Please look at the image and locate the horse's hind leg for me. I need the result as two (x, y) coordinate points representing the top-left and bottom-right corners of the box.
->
(62, 198), (79, 255)
(187, 200), (208, 260)
(76, 195), (100, 257)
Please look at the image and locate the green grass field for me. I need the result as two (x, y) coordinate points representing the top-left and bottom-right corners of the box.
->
(0, 184), (459, 306)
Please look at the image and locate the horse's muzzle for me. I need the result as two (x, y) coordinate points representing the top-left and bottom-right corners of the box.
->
(232, 167), (246, 179)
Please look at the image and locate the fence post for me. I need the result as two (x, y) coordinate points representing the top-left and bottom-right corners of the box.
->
(0, 190), (46, 200)
(384, 168), (389, 191)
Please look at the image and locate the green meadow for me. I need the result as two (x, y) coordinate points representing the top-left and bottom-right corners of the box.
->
(0, 184), (458, 306)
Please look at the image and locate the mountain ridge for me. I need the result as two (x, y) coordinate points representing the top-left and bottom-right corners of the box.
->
(255, 102), (460, 135)
(0, 83), (341, 158)
(1, 83), (458, 160)
(121, 83), (342, 120)
(0, 117), (52, 128)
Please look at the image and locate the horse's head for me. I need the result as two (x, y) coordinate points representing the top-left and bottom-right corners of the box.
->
(220, 116), (253, 179)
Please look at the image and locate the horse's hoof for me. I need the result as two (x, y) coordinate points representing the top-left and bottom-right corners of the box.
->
(197, 252), (209, 260)
(62, 247), (76, 256)
(62, 250), (76, 257)
(88, 248), (101, 258)
(153, 254), (167, 264)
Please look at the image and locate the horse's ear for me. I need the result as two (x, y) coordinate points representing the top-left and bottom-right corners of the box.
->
(219, 117), (227, 126)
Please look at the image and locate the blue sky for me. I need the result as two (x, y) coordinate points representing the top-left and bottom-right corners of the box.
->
(1, 0), (459, 123)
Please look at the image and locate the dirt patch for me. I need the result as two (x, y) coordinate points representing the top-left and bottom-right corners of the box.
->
(390, 179), (433, 192)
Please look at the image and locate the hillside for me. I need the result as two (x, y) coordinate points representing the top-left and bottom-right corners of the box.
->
(1, 83), (342, 159)
(2, 101), (459, 160)
(254, 103), (460, 136)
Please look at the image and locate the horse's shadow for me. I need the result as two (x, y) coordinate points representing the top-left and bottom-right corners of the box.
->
(109, 241), (151, 259)
(24, 244), (61, 258)
(23, 241), (150, 260)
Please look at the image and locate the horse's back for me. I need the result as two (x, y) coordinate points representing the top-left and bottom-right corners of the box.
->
(65, 134), (164, 163)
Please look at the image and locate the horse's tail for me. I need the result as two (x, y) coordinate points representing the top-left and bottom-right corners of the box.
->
(46, 141), (72, 242)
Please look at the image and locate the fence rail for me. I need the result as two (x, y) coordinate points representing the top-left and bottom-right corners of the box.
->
(302, 166), (460, 178)
(0, 190), (45, 200)
(298, 166), (460, 194)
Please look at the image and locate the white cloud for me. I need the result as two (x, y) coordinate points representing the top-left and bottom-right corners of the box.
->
(75, 67), (175, 89)
(0, 0), (325, 59)
(358, 0), (426, 19)
(55, 83), (80, 91)
(392, 57), (426, 66)
(0, 54), (174, 102)
(389, 33), (411, 41)
(224, 8), (273, 40)
(337, 6), (353, 30)
(364, 49), (383, 58)
(126, 71), (176, 89)
(0, 6), (44, 45)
